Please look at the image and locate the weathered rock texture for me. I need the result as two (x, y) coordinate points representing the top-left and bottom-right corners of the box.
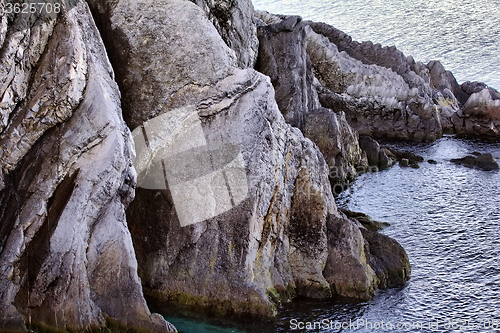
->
(254, 12), (367, 188)
(0, 0), (421, 328)
(189, 0), (259, 68)
(453, 87), (500, 138)
(0, 1), (174, 332)
(255, 15), (319, 130)
(303, 20), (500, 141)
(87, 0), (410, 316)
(306, 23), (442, 141)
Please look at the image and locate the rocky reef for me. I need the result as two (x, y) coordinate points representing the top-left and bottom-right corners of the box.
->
(1, 0), (496, 331)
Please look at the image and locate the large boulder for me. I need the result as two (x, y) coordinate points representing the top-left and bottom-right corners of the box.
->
(88, 0), (410, 315)
(324, 214), (410, 298)
(304, 108), (368, 191)
(452, 88), (500, 138)
(87, 0), (238, 129)
(0, 1), (174, 331)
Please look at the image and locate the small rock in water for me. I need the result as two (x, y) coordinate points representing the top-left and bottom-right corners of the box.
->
(451, 155), (477, 168)
(340, 208), (390, 231)
(451, 153), (499, 170)
(475, 153), (499, 171)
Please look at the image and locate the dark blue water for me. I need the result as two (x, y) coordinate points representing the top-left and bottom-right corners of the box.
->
(154, 137), (500, 332)
(253, 0), (500, 90)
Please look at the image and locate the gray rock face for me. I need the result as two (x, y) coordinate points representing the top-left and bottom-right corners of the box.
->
(453, 88), (500, 138)
(0, 0), (414, 327)
(304, 108), (368, 190)
(189, 0), (259, 68)
(254, 13), (366, 186)
(87, 0), (409, 316)
(255, 15), (319, 130)
(307, 21), (500, 141)
(0, 2), (175, 332)
(324, 213), (410, 299)
(304, 25), (442, 141)
(87, 0), (238, 129)
(307, 22), (411, 77)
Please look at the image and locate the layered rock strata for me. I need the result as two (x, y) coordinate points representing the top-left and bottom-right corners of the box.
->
(0, 1), (175, 331)
(255, 13), (368, 188)
(87, 0), (411, 316)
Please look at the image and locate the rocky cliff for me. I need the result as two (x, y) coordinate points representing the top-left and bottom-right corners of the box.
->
(0, 1), (174, 331)
(4, 0), (496, 330)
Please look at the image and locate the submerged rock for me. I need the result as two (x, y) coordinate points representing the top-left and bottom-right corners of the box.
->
(340, 209), (390, 231)
(451, 153), (499, 170)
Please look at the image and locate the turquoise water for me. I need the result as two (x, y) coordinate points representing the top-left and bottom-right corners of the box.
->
(253, 0), (500, 90)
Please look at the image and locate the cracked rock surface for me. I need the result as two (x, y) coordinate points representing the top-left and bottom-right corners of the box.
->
(0, 1), (175, 331)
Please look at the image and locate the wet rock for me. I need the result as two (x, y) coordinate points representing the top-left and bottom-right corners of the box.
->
(360, 228), (411, 290)
(0, 1), (175, 331)
(386, 148), (424, 164)
(460, 81), (500, 100)
(451, 155), (477, 168)
(324, 214), (409, 299)
(399, 159), (410, 167)
(451, 153), (499, 170)
(340, 209), (390, 231)
(409, 163), (420, 169)
(475, 153), (499, 171)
